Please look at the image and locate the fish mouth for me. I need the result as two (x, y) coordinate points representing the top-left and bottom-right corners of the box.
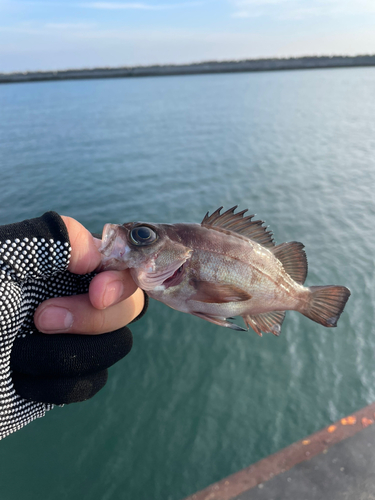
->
(98, 223), (130, 271)
(162, 264), (185, 288)
(100, 224), (118, 255)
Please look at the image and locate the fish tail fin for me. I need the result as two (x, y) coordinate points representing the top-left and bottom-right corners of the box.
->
(302, 285), (351, 327)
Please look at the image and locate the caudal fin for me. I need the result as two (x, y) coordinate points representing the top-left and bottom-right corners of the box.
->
(303, 285), (351, 327)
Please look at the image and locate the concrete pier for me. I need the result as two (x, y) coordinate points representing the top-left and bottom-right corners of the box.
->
(1, 55), (375, 84)
(183, 402), (375, 500)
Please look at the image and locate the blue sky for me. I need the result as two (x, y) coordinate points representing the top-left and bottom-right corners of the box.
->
(1, 0), (375, 72)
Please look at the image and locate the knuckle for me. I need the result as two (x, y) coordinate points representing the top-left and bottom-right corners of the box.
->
(92, 310), (109, 334)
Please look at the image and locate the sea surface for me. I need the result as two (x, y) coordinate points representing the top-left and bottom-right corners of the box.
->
(0, 67), (374, 500)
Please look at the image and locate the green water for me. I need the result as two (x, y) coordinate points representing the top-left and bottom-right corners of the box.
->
(0, 67), (374, 499)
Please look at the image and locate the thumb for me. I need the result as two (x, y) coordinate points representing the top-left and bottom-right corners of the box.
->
(61, 216), (102, 274)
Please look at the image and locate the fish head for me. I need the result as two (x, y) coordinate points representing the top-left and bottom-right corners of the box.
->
(99, 222), (193, 291)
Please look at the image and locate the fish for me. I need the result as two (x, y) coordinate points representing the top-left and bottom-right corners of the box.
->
(99, 206), (351, 336)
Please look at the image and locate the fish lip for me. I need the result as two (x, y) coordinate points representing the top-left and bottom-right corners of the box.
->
(98, 223), (130, 271)
(162, 264), (185, 289)
(99, 223), (118, 255)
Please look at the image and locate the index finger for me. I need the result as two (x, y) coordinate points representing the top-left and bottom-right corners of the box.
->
(61, 216), (102, 274)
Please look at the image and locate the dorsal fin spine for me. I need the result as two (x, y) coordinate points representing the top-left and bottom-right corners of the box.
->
(202, 206), (274, 248)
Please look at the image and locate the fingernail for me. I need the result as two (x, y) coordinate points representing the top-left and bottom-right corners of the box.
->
(103, 280), (124, 308)
(38, 306), (74, 333)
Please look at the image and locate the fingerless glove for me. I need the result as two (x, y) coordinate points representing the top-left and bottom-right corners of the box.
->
(0, 212), (142, 439)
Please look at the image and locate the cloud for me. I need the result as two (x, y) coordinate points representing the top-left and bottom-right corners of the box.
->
(231, 10), (262, 18)
(230, 0), (375, 19)
(2, 21), (375, 73)
(0, 21), (98, 35)
(0, 0), (203, 12)
(44, 22), (97, 30)
(234, 0), (287, 5)
(81, 1), (202, 10)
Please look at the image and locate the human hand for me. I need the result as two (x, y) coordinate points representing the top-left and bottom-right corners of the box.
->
(34, 216), (145, 334)
(10, 214), (146, 406)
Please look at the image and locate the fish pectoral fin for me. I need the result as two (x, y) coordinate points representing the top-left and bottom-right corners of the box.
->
(192, 312), (247, 331)
(190, 279), (252, 303)
(271, 241), (308, 285)
(243, 310), (286, 337)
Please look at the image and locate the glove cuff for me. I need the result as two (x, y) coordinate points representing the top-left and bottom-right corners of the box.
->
(12, 370), (109, 405)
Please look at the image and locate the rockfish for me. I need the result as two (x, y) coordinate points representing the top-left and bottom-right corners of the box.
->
(99, 206), (350, 336)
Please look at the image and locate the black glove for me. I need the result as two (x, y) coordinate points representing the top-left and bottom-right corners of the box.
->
(0, 212), (146, 440)
(11, 325), (133, 405)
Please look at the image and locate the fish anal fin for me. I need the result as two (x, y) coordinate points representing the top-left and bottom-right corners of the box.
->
(243, 316), (263, 336)
(190, 279), (252, 303)
(243, 310), (286, 336)
(202, 206), (274, 248)
(272, 241), (308, 285)
(192, 312), (247, 331)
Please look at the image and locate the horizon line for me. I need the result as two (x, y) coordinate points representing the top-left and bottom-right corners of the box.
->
(2, 53), (375, 76)
(1, 54), (375, 83)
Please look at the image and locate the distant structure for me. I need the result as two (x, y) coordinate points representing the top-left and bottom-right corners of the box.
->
(1, 55), (375, 84)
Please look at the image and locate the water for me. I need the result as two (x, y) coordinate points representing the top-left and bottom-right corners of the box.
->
(0, 67), (374, 500)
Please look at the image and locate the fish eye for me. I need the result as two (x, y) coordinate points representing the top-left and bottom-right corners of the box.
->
(130, 226), (158, 246)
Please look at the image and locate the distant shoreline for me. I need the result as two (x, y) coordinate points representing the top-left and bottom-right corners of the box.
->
(1, 55), (375, 84)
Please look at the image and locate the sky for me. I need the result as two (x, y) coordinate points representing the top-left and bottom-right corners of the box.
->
(1, 0), (375, 73)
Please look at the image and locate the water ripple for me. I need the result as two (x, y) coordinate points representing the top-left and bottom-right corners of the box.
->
(0, 68), (374, 500)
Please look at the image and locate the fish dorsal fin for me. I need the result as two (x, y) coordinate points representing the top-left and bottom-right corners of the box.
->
(202, 206), (275, 248)
(243, 310), (286, 336)
(271, 241), (308, 285)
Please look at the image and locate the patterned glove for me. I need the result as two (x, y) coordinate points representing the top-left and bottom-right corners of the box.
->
(0, 212), (143, 440)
